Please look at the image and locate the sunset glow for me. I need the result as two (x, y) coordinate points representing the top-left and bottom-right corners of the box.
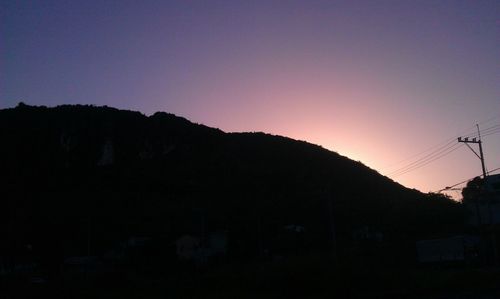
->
(2, 0), (499, 198)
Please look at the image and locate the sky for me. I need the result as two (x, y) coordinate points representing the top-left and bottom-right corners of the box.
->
(1, 0), (499, 198)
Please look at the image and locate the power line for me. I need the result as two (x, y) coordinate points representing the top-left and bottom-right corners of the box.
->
(437, 166), (500, 193)
(382, 138), (457, 172)
(385, 140), (457, 175)
(477, 115), (500, 127)
(476, 128), (500, 138)
(482, 129), (500, 138)
(385, 121), (500, 178)
(389, 143), (464, 178)
(390, 144), (461, 177)
(381, 123), (483, 173)
(463, 124), (500, 138)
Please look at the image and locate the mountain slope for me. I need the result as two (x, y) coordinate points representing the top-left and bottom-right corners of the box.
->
(1, 103), (463, 259)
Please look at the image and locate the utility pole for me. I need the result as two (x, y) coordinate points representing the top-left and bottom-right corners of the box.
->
(458, 125), (497, 265)
(458, 124), (488, 226)
(458, 124), (487, 179)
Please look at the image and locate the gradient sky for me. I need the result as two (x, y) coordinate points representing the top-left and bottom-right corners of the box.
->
(1, 0), (499, 198)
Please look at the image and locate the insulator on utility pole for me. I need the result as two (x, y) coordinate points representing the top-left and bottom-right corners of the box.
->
(457, 124), (487, 179)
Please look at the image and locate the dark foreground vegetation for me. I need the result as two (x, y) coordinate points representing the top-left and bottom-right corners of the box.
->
(1, 104), (493, 298)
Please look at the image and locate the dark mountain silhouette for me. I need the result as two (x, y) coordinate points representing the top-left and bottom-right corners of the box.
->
(1, 103), (464, 265)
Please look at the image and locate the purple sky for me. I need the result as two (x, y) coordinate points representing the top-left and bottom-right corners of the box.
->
(1, 0), (499, 198)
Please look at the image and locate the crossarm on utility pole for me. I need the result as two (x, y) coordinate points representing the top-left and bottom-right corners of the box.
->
(457, 124), (487, 179)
